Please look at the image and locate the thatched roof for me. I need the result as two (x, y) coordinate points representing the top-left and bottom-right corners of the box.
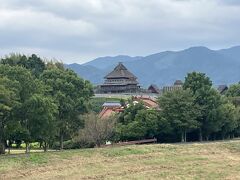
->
(148, 84), (161, 94)
(217, 85), (228, 94)
(104, 62), (137, 79)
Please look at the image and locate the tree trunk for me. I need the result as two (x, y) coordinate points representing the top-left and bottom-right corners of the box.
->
(222, 134), (225, 140)
(8, 147), (10, 154)
(213, 134), (216, 141)
(60, 133), (64, 150)
(0, 142), (5, 154)
(43, 141), (47, 152)
(96, 140), (101, 148)
(199, 128), (203, 142)
(206, 135), (209, 141)
(8, 141), (11, 154)
(25, 142), (30, 154)
(184, 130), (187, 142)
(181, 131), (184, 142)
(0, 121), (5, 154)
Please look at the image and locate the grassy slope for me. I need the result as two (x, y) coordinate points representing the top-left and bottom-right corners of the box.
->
(1, 140), (240, 180)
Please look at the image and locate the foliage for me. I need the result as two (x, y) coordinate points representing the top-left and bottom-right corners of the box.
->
(183, 72), (224, 141)
(77, 113), (116, 147)
(1, 53), (46, 77)
(115, 102), (160, 141)
(40, 67), (93, 149)
(226, 83), (240, 97)
(23, 94), (58, 151)
(158, 89), (200, 142)
(0, 54), (93, 154)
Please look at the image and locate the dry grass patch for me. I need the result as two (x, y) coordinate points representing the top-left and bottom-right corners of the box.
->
(1, 140), (240, 179)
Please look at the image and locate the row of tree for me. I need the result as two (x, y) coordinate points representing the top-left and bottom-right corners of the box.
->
(1, 53), (240, 153)
(0, 54), (93, 154)
(111, 72), (240, 143)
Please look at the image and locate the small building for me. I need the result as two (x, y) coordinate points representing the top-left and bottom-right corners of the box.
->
(99, 102), (123, 119)
(162, 80), (183, 93)
(148, 84), (161, 94)
(100, 62), (140, 93)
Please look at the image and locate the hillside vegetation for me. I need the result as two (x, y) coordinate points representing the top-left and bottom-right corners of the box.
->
(1, 140), (240, 179)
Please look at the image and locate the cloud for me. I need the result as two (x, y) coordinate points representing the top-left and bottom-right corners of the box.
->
(0, 0), (240, 63)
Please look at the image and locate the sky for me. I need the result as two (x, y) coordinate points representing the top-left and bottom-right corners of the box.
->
(0, 0), (240, 64)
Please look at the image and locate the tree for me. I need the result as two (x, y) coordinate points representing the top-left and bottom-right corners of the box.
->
(116, 102), (147, 141)
(1, 54), (46, 77)
(183, 72), (223, 141)
(77, 113), (116, 147)
(0, 77), (20, 154)
(226, 83), (240, 107)
(184, 72), (212, 94)
(158, 89), (200, 142)
(226, 83), (240, 97)
(0, 65), (45, 153)
(23, 94), (58, 152)
(196, 88), (223, 140)
(219, 102), (238, 139)
(40, 67), (93, 149)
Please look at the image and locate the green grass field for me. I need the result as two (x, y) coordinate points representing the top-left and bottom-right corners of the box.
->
(1, 140), (240, 179)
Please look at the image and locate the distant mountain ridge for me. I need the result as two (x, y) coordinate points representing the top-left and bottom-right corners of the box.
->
(66, 46), (240, 87)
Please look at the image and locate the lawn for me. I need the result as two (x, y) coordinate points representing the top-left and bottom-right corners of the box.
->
(1, 140), (240, 179)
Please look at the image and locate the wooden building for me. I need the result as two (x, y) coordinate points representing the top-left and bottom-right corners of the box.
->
(99, 102), (123, 119)
(99, 96), (159, 119)
(148, 84), (161, 94)
(162, 80), (183, 93)
(100, 62), (140, 93)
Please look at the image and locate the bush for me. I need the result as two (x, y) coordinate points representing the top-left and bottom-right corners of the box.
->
(52, 140), (95, 150)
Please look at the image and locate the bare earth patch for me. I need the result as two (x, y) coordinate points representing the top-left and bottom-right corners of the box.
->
(1, 140), (240, 179)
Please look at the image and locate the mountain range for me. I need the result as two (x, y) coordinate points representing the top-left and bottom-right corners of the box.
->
(66, 46), (240, 87)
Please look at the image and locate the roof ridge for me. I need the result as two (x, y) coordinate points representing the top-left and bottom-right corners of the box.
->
(104, 62), (137, 79)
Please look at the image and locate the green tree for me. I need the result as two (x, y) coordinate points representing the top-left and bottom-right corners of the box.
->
(1, 54), (46, 77)
(0, 65), (45, 153)
(226, 83), (240, 97)
(40, 67), (93, 149)
(158, 89), (200, 142)
(115, 101), (160, 141)
(226, 83), (240, 107)
(0, 77), (20, 154)
(184, 72), (222, 141)
(23, 94), (58, 152)
(219, 102), (238, 139)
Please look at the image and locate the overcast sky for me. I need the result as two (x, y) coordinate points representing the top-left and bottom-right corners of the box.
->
(0, 0), (240, 64)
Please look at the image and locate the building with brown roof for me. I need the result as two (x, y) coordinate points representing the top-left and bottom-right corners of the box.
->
(99, 102), (124, 119)
(148, 84), (161, 94)
(100, 62), (140, 93)
(132, 95), (159, 109)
